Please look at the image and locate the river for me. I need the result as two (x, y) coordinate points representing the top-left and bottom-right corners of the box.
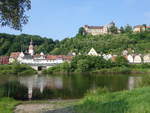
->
(0, 73), (143, 100)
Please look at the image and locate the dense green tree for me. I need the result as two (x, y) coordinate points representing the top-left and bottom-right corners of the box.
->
(108, 25), (118, 34)
(115, 56), (129, 67)
(70, 55), (110, 72)
(0, 0), (31, 30)
(0, 33), (56, 55)
(77, 27), (86, 36)
(44, 55), (130, 73)
(124, 24), (133, 33)
(76, 59), (89, 72)
(120, 26), (125, 34)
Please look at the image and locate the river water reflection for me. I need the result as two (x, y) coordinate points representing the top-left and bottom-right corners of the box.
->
(0, 74), (142, 100)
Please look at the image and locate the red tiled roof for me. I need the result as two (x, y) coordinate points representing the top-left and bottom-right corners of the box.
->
(84, 25), (104, 29)
(134, 25), (144, 28)
(63, 56), (73, 61)
(146, 26), (150, 28)
(46, 55), (73, 61)
(0, 56), (9, 64)
(46, 55), (58, 60)
(10, 52), (21, 59)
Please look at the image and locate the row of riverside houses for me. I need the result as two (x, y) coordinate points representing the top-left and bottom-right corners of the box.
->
(88, 48), (150, 64)
(6, 39), (73, 71)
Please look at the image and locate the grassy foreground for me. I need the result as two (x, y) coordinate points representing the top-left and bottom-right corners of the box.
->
(2, 87), (150, 113)
(0, 98), (19, 113)
(75, 87), (150, 113)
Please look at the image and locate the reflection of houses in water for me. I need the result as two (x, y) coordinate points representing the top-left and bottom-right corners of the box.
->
(128, 76), (141, 90)
(19, 75), (63, 100)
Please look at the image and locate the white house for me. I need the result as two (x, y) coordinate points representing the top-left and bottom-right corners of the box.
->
(88, 48), (99, 56)
(122, 50), (128, 56)
(143, 54), (150, 63)
(127, 55), (134, 63)
(134, 55), (142, 63)
(9, 52), (21, 63)
(103, 54), (112, 60)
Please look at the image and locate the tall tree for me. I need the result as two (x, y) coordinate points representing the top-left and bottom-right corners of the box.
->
(124, 24), (133, 33)
(108, 24), (118, 34)
(0, 0), (31, 30)
(143, 24), (147, 31)
(120, 26), (125, 34)
(78, 27), (86, 36)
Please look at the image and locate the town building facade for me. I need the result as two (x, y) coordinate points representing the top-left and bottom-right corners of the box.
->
(133, 25), (150, 32)
(87, 48), (150, 64)
(9, 40), (73, 71)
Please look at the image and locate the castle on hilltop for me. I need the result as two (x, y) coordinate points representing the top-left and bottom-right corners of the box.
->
(83, 22), (150, 36)
(83, 22), (115, 35)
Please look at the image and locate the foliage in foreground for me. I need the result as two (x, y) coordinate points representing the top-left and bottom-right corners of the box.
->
(75, 87), (150, 113)
(0, 64), (37, 75)
(0, 0), (31, 30)
(43, 55), (130, 74)
(0, 98), (19, 113)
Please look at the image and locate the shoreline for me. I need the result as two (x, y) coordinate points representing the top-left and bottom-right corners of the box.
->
(42, 68), (150, 75)
(14, 99), (79, 113)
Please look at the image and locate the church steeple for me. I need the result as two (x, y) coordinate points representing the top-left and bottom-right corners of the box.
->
(30, 39), (33, 45)
(29, 39), (34, 56)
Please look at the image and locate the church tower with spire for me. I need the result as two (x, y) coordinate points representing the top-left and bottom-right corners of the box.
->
(28, 39), (34, 56)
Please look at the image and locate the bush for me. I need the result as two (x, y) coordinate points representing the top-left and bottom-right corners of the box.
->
(115, 56), (129, 67)
(131, 63), (150, 69)
(43, 55), (145, 74)
(85, 87), (109, 97)
(42, 62), (71, 74)
(0, 64), (37, 75)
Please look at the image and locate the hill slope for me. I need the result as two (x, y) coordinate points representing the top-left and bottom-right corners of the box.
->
(51, 32), (150, 55)
(1, 32), (150, 56)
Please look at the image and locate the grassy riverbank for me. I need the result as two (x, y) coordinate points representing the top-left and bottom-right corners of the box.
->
(0, 64), (37, 75)
(2, 87), (150, 113)
(75, 87), (150, 113)
(43, 64), (150, 75)
(0, 98), (19, 113)
(94, 67), (150, 74)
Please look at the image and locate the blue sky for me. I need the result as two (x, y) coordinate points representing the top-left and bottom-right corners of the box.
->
(0, 0), (150, 40)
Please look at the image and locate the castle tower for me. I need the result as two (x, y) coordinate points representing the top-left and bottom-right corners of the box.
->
(29, 39), (34, 56)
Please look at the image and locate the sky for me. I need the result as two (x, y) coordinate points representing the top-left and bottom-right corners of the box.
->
(0, 0), (150, 40)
